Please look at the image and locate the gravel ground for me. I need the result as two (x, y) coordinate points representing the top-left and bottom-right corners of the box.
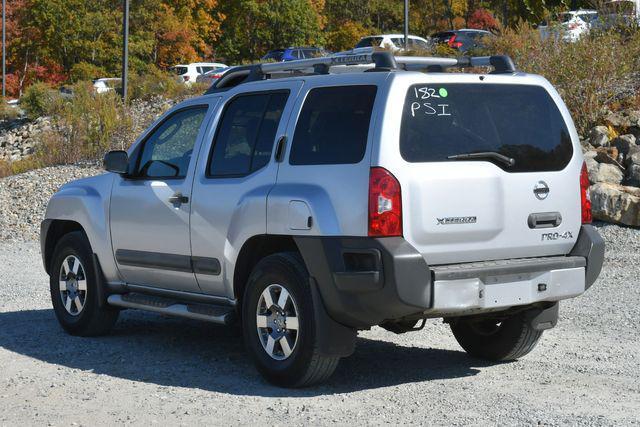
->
(0, 165), (102, 241)
(0, 166), (639, 424)
(0, 223), (638, 425)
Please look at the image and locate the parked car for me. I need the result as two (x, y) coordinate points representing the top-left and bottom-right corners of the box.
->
(92, 78), (121, 94)
(431, 29), (494, 52)
(42, 51), (604, 388)
(538, 10), (599, 42)
(261, 47), (328, 62)
(599, 0), (640, 27)
(354, 34), (432, 51)
(195, 67), (230, 86)
(171, 62), (228, 85)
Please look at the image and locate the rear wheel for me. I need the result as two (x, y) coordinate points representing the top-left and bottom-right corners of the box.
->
(450, 312), (543, 361)
(49, 232), (119, 336)
(242, 252), (339, 387)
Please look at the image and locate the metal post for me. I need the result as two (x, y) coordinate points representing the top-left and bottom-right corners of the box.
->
(121, 0), (129, 102)
(2, 0), (6, 99)
(404, 0), (409, 49)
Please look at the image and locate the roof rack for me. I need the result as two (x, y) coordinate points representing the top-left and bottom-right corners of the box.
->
(206, 52), (516, 93)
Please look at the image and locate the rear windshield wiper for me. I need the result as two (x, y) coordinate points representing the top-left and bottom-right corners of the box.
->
(447, 151), (515, 167)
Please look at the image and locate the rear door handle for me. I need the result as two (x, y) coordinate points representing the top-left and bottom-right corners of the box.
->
(168, 193), (189, 205)
(528, 212), (562, 229)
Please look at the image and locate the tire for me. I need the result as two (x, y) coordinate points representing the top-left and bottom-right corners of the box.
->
(450, 312), (543, 361)
(242, 252), (339, 387)
(49, 231), (119, 336)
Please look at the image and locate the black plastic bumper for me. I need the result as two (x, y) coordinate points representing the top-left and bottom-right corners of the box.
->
(294, 236), (431, 329)
(569, 224), (605, 290)
(295, 225), (604, 329)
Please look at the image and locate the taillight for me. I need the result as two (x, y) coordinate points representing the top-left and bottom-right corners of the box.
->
(183, 75), (190, 82)
(580, 162), (592, 224)
(447, 35), (463, 49)
(368, 167), (402, 237)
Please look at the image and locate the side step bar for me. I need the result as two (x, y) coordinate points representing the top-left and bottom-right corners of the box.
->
(107, 293), (235, 325)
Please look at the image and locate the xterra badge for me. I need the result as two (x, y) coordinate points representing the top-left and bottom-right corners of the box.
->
(437, 216), (477, 225)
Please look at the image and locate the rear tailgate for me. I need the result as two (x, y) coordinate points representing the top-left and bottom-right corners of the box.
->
(376, 74), (583, 265)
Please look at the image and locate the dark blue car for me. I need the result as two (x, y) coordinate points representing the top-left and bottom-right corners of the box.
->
(261, 47), (327, 62)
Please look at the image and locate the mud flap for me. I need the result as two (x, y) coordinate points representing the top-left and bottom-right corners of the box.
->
(309, 277), (357, 357)
(92, 253), (109, 309)
(525, 302), (559, 331)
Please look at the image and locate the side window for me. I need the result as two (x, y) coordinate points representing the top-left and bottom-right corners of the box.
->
(208, 91), (289, 177)
(135, 107), (208, 178)
(289, 86), (377, 166)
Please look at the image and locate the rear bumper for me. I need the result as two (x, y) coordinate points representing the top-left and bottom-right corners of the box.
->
(294, 225), (604, 329)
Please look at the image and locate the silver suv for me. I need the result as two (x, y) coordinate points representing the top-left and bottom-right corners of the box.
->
(41, 53), (605, 387)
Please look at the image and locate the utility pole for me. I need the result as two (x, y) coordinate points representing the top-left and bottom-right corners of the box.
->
(121, 0), (129, 102)
(404, 0), (409, 49)
(2, 0), (6, 99)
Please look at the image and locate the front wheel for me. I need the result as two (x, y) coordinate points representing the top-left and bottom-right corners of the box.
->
(242, 252), (339, 387)
(450, 312), (543, 361)
(49, 231), (119, 336)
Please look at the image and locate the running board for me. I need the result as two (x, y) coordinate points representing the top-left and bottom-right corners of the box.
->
(107, 293), (235, 325)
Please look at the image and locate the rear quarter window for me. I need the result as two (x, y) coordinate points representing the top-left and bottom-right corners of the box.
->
(400, 83), (573, 172)
(289, 86), (377, 165)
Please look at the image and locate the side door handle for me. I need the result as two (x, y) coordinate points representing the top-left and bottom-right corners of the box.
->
(168, 192), (189, 206)
(275, 135), (287, 162)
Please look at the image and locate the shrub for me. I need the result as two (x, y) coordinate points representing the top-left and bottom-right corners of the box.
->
(56, 81), (130, 159)
(70, 62), (108, 83)
(0, 99), (20, 121)
(326, 20), (370, 52)
(20, 82), (61, 119)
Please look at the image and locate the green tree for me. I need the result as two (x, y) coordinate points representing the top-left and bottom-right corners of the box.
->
(216, 0), (323, 62)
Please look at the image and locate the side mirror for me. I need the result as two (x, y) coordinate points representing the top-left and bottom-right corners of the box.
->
(103, 150), (129, 174)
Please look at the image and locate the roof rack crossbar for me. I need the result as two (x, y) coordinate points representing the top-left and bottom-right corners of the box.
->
(207, 53), (516, 92)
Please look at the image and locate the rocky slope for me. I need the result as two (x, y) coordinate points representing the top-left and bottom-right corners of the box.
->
(584, 110), (640, 226)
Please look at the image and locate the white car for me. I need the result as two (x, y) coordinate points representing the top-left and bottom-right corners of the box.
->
(539, 10), (598, 42)
(355, 34), (432, 51)
(171, 62), (228, 85)
(92, 78), (121, 94)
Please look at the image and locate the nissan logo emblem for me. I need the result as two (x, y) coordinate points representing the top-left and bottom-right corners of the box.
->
(533, 181), (550, 200)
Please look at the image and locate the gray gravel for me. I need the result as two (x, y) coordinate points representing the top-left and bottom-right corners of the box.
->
(0, 165), (102, 241)
(0, 223), (638, 425)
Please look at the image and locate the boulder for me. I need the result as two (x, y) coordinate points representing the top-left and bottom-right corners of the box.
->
(612, 134), (637, 156)
(590, 183), (640, 226)
(627, 149), (640, 168)
(627, 164), (640, 187)
(589, 126), (610, 147)
(594, 148), (625, 170)
(591, 163), (624, 184)
(585, 157), (599, 184)
(584, 150), (597, 159)
(605, 111), (634, 128)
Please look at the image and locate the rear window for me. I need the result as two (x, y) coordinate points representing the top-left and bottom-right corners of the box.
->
(400, 84), (573, 172)
(263, 50), (284, 61)
(355, 37), (383, 48)
(289, 86), (377, 165)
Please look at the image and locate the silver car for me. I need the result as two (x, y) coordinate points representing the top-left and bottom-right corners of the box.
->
(41, 52), (604, 387)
